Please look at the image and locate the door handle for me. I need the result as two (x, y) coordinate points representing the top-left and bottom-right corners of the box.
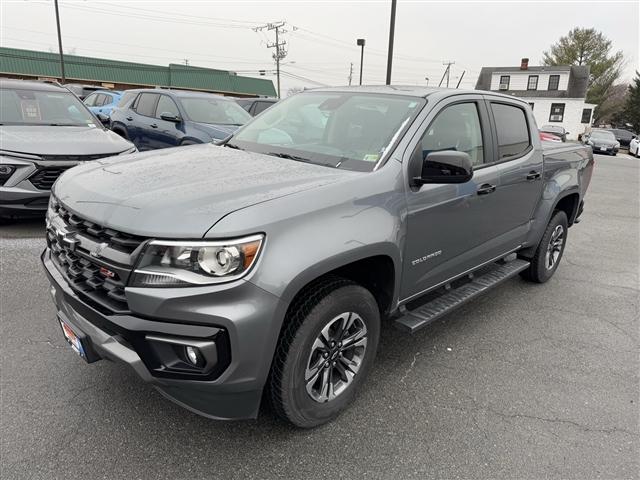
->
(126, 117), (133, 121)
(150, 124), (158, 128)
(477, 183), (496, 195)
(526, 171), (541, 180)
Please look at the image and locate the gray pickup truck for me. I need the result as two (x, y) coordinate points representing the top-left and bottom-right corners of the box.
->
(42, 87), (593, 427)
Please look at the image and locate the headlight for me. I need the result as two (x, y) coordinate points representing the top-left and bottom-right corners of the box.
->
(130, 234), (264, 287)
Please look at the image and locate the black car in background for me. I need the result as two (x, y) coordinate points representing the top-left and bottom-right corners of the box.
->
(0, 79), (135, 220)
(583, 129), (619, 155)
(540, 125), (568, 142)
(234, 97), (278, 116)
(607, 128), (636, 148)
(110, 89), (251, 151)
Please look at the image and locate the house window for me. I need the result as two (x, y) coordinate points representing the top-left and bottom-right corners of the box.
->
(529, 103), (534, 111)
(499, 75), (510, 90)
(581, 108), (592, 124)
(549, 103), (565, 122)
(548, 75), (560, 91)
(527, 75), (538, 90)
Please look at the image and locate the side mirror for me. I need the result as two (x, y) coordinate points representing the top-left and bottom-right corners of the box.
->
(96, 112), (110, 126)
(414, 151), (473, 185)
(160, 112), (181, 123)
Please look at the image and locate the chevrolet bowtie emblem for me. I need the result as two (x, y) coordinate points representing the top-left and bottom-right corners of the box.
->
(90, 242), (109, 258)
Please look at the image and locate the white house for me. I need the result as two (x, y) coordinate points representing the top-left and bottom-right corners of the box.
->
(475, 59), (596, 140)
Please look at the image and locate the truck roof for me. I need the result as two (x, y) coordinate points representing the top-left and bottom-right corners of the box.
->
(309, 85), (529, 104)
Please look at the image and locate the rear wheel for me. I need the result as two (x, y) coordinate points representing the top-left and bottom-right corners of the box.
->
(520, 210), (568, 283)
(269, 277), (380, 428)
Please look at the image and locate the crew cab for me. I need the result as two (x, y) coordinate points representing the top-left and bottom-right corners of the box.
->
(42, 87), (593, 428)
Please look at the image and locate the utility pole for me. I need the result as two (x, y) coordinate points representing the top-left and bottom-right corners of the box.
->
(425, 76), (429, 86)
(348, 63), (354, 86)
(456, 70), (466, 89)
(254, 22), (288, 98)
(385, 0), (397, 85)
(53, 0), (65, 83)
(183, 59), (189, 66)
(357, 38), (365, 85)
(439, 61), (455, 88)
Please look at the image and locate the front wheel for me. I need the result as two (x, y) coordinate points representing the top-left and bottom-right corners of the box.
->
(269, 277), (380, 428)
(520, 210), (568, 283)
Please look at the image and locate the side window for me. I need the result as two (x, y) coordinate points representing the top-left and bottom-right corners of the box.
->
(548, 75), (560, 91)
(84, 94), (97, 107)
(96, 94), (109, 106)
(491, 103), (531, 159)
(135, 93), (159, 117)
(419, 102), (484, 166)
(253, 101), (272, 115)
(549, 103), (565, 122)
(155, 95), (180, 118)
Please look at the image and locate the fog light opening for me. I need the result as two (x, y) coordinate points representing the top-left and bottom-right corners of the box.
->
(185, 346), (203, 366)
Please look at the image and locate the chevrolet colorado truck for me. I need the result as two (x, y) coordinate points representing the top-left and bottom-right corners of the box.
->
(42, 87), (593, 428)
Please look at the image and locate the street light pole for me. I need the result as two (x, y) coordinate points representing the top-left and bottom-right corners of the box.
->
(53, 0), (66, 83)
(357, 38), (365, 85)
(385, 0), (397, 85)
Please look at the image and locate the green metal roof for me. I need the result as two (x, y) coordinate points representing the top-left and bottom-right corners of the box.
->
(0, 47), (276, 97)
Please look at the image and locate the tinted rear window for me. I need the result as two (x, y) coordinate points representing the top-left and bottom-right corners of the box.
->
(135, 93), (159, 116)
(491, 103), (530, 159)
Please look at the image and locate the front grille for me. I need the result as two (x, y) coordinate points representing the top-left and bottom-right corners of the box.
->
(29, 167), (72, 190)
(47, 204), (146, 313)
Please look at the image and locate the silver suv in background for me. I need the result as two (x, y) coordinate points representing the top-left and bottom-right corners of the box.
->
(0, 79), (135, 220)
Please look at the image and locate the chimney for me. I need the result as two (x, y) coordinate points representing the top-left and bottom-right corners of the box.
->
(520, 58), (529, 70)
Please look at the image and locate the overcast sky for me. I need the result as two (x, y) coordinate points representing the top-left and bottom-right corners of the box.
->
(1, 0), (638, 95)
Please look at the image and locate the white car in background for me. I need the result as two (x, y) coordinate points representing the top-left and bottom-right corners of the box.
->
(629, 136), (639, 157)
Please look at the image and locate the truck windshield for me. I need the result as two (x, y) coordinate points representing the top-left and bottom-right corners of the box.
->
(229, 91), (425, 172)
(179, 97), (252, 126)
(0, 88), (97, 126)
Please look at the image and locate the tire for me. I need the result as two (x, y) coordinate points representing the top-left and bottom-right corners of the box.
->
(520, 210), (568, 283)
(112, 128), (128, 140)
(269, 276), (381, 428)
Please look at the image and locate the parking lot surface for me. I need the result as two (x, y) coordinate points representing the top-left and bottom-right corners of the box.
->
(1, 153), (638, 479)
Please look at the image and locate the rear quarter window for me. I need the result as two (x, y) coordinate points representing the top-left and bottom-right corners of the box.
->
(491, 103), (531, 159)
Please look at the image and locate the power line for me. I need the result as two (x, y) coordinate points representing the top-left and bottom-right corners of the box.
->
(253, 22), (294, 98)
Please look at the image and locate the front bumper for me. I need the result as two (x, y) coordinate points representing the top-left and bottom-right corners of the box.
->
(42, 249), (285, 420)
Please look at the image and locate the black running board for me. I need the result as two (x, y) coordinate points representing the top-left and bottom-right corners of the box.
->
(395, 259), (530, 334)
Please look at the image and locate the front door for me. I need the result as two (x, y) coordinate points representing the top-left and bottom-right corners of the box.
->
(400, 97), (513, 301)
(148, 94), (183, 149)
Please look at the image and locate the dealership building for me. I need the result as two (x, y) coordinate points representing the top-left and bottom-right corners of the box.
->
(0, 47), (276, 98)
(476, 59), (595, 140)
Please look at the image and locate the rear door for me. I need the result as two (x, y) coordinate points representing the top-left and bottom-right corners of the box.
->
(486, 99), (544, 243)
(131, 92), (159, 150)
(401, 95), (508, 300)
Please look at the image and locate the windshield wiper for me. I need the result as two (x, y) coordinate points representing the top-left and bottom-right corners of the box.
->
(224, 142), (243, 150)
(266, 152), (317, 164)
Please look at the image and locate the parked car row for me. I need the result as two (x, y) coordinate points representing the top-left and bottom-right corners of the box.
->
(0, 78), (282, 221)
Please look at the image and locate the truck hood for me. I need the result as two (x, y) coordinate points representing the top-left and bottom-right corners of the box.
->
(0, 125), (133, 156)
(54, 143), (357, 238)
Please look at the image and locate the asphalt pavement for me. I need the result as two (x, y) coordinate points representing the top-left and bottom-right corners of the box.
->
(1, 153), (638, 480)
